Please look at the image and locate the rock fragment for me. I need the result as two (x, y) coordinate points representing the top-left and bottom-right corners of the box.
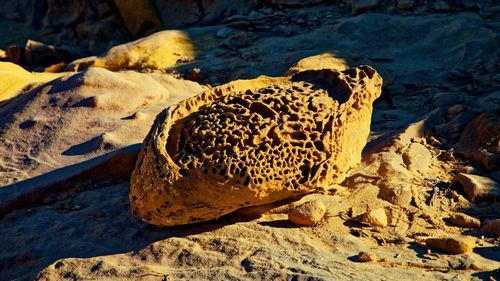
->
(425, 236), (476, 254)
(452, 173), (500, 202)
(361, 208), (388, 227)
(402, 142), (432, 173)
(483, 219), (500, 236)
(449, 213), (481, 228)
(288, 200), (326, 226)
(356, 252), (377, 262)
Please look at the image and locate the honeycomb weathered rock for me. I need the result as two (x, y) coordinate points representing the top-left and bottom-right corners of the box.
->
(130, 66), (382, 226)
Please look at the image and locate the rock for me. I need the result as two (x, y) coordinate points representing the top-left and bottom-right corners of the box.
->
(153, 0), (199, 27)
(288, 200), (326, 226)
(356, 252), (377, 262)
(361, 208), (388, 227)
(397, 0), (414, 10)
(130, 65), (383, 226)
(66, 30), (194, 72)
(402, 142), (432, 173)
(457, 165), (477, 174)
(425, 236), (475, 254)
(223, 32), (256, 50)
(216, 27), (233, 39)
(454, 110), (500, 171)
(433, 111), (476, 140)
(23, 40), (73, 66)
(351, 0), (378, 14)
(433, 0), (450, 12)
(452, 173), (500, 202)
(378, 180), (413, 207)
(449, 213), (481, 228)
(113, 0), (161, 38)
(0, 62), (63, 102)
(285, 53), (349, 76)
(483, 219), (500, 236)
(263, 0), (324, 6)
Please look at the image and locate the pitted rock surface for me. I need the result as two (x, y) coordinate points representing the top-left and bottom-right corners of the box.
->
(130, 66), (382, 226)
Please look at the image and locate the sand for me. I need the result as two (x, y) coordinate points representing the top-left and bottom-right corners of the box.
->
(0, 1), (499, 280)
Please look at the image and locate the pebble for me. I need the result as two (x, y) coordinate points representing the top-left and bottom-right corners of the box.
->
(361, 208), (388, 227)
(449, 212), (481, 228)
(288, 200), (326, 226)
(425, 236), (476, 254)
(356, 251), (377, 262)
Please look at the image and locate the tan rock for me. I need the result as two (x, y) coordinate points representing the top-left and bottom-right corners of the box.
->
(130, 65), (383, 226)
(449, 213), (481, 228)
(402, 142), (432, 173)
(454, 110), (500, 171)
(356, 252), (377, 262)
(66, 30), (194, 72)
(361, 208), (388, 227)
(452, 173), (500, 202)
(285, 53), (349, 76)
(288, 200), (326, 226)
(483, 219), (500, 236)
(425, 236), (475, 254)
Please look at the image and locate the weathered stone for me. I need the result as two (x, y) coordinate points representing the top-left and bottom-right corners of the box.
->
(483, 219), (500, 236)
(452, 173), (500, 202)
(362, 208), (388, 227)
(425, 236), (475, 254)
(449, 212), (481, 228)
(288, 200), (326, 226)
(454, 110), (500, 171)
(356, 252), (377, 262)
(66, 30), (194, 72)
(378, 180), (413, 207)
(130, 65), (382, 226)
(285, 53), (348, 76)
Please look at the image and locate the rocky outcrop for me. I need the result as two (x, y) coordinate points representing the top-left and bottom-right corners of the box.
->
(130, 65), (382, 226)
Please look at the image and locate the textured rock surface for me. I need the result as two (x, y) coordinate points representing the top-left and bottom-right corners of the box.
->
(130, 66), (382, 226)
(288, 200), (326, 226)
(425, 236), (476, 254)
(483, 219), (500, 236)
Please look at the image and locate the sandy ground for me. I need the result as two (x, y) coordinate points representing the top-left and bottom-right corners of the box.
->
(0, 2), (499, 281)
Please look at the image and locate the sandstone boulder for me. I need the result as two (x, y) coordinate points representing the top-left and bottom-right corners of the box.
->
(361, 208), (388, 227)
(449, 212), (481, 228)
(66, 30), (194, 72)
(452, 173), (500, 202)
(130, 65), (382, 226)
(454, 110), (500, 171)
(425, 236), (475, 254)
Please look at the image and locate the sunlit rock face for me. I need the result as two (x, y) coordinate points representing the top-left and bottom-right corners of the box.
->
(130, 65), (383, 226)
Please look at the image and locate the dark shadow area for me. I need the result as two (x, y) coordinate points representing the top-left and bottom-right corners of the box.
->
(258, 219), (296, 229)
(0, 179), (250, 280)
(473, 246), (500, 263)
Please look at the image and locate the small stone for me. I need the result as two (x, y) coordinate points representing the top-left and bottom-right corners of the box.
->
(452, 173), (500, 202)
(449, 212), (481, 228)
(397, 0), (414, 10)
(351, 0), (378, 14)
(361, 208), (388, 227)
(356, 251), (377, 262)
(425, 236), (476, 254)
(288, 200), (326, 226)
(483, 219), (500, 236)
